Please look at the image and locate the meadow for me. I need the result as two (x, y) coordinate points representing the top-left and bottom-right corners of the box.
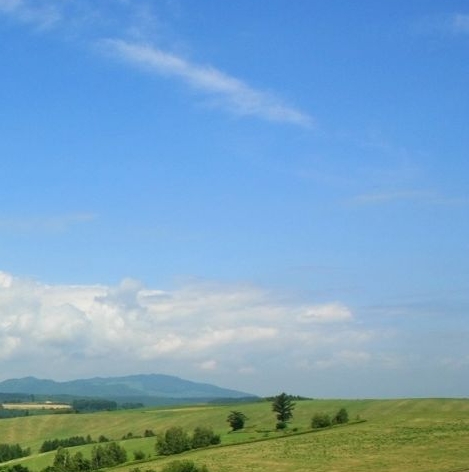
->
(1, 398), (469, 472)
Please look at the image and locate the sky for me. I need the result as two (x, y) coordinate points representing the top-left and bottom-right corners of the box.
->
(0, 0), (468, 398)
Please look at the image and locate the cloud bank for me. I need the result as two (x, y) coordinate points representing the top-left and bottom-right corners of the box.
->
(0, 271), (370, 388)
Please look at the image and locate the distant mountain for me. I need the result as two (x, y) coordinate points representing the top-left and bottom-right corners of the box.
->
(0, 374), (256, 404)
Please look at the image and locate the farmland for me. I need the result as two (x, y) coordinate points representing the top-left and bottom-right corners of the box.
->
(1, 403), (72, 411)
(1, 398), (468, 472)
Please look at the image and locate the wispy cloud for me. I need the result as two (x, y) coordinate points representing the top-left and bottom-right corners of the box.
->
(101, 39), (313, 127)
(0, 0), (61, 29)
(0, 0), (312, 127)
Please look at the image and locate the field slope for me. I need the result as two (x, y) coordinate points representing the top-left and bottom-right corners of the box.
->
(1, 398), (468, 472)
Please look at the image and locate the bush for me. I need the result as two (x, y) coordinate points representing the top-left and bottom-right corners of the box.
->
(333, 408), (349, 424)
(133, 450), (145, 461)
(91, 442), (127, 469)
(161, 460), (208, 472)
(311, 413), (332, 429)
(275, 421), (287, 430)
(0, 466), (31, 472)
(156, 427), (190, 456)
(191, 427), (220, 449)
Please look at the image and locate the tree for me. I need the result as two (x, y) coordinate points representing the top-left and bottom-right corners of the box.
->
(91, 442), (127, 469)
(161, 460), (208, 472)
(311, 412), (331, 429)
(156, 427), (190, 455)
(191, 427), (220, 449)
(226, 411), (247, 431)
(272, 393), (295, 428)
(333, 407), (349, 424)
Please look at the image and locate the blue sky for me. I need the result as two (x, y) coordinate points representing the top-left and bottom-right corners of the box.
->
(0, 0), (468, 398)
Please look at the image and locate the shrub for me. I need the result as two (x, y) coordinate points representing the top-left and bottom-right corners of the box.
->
(133, 450), (145, 461)
(333, 408), (349, 424)
(276, 421), (287, 430)
(0, 466), (31, 472)
(311, 412), (332, 429)
(161, 460), (208, 472)
(156, 427), (190, 456)
(91, 442), (127, 469)
(0, 444), (30, 463)
(191, 427), (220, 449)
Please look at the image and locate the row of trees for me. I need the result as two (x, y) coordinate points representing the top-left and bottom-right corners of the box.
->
(311, 408), (349, 428)
(40, 436), (94, 453)
(43, 442), (127, 472)
(132, 460), (208, 472)
(227, 393), (297, 431)
(228, 393), (349, 432)
(71, 400), (117, 413)
(0, 444), (31, 463)
(156, 426), (220, 456)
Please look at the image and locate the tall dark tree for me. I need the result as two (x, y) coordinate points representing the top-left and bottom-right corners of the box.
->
(226, 411), (247, 431)
(272, 393), (295, 427)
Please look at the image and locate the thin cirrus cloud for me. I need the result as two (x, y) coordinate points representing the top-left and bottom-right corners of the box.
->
(0, 0), (61, 29)
(101, 39), (314, 127)
(0, 0), (313, 127)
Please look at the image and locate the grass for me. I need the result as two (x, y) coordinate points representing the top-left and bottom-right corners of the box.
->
(2, 403), (72, 410)
(1, 398), (469, 472)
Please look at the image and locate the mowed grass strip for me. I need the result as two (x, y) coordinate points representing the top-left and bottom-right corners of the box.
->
(2, 398), (469, 472)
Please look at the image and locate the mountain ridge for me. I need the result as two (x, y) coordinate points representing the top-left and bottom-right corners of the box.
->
(0, 374), (256, 403)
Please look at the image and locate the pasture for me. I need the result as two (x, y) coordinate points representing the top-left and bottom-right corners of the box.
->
(1, 403), (72, 411)
(1, 398), (468, 472)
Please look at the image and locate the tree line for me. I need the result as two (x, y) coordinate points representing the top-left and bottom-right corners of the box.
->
(0, 444), (30, 463)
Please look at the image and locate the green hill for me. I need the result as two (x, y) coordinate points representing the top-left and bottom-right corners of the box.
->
(1, 398), (469, 472)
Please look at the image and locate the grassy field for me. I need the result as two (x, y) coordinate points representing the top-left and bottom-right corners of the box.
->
(1, 398), (469, 472)
(2, 403), (72, 410)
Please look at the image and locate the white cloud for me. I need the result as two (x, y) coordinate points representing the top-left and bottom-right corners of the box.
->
(101, 39), (313, 127)
(297, 302), (352, 324)
(0, 270), (362, 381)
